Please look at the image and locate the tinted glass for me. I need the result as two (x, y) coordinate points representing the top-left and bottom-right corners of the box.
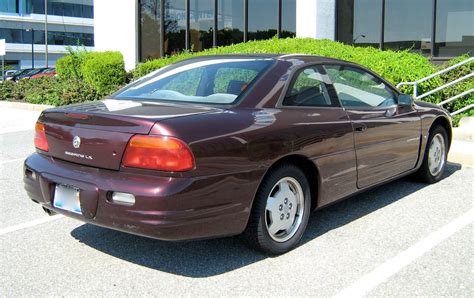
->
(325, 65), (397, 108)
(117, 59), (274, 105)
(166, 0), (186, 55)
(435, 0), (474, 57)
(281, 0), (296, 38)
(384, 0), (432, 55)
(217, 0), (244, 46)
(140, 0), (162, 60)
(0, 0), (18, 13)
(248, 0), (278, 40)
(283, 67), (333, 107)
(0, 20), (93, 46)
(190, 0), (214, 52)
(337, 0), (382, 47)
(29, 0), (93, 18)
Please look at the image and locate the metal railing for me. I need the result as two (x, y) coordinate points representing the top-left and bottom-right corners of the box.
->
(397, 57), (474, 116)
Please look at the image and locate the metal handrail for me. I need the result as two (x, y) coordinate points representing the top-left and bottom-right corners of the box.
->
(396, 57), (474, 116)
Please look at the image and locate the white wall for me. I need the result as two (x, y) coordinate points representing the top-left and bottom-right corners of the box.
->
(94, 0), (138, 71)
(296, 0), (336, 40)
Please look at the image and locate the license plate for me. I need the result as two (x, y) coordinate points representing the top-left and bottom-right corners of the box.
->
(54, 184), (81, 214)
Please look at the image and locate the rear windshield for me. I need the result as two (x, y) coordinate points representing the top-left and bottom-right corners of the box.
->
(116, 58), (274, 105)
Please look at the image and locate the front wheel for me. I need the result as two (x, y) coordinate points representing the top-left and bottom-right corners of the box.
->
(243, 163), (311, 254)
(417, 126), (448, 184)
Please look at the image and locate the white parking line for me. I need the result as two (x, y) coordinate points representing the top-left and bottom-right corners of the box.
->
(334, 208), (474, 298)
(0, 157), (27, 165)
(0, 215), (64, 236)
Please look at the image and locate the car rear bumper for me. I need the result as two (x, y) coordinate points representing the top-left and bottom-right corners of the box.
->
(23, 153), (261, 241)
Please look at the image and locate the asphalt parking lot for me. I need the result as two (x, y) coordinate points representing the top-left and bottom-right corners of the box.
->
(1, 107), (473, 296)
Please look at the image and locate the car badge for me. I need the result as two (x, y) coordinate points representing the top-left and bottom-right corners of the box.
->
(72, 136), (81, 149)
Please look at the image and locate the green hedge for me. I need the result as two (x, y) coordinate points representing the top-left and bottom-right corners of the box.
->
(438, 55), (474, 125)
(0, 76), (101, 106)
(56, 49), (126, 96)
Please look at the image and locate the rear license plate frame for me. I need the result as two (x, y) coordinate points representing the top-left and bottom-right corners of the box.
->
(53, 184), (82, 215)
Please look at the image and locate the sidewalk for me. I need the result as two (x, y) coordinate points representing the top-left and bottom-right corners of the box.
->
(449, 117), (474, 167)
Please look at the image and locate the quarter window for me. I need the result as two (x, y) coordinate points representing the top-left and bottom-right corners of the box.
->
(283, 67), (333, 107)
(324, 65), (397, 108)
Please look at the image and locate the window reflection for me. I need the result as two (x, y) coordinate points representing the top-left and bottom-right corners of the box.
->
(217, 0), (244, 46)
(140, 0), (162, 60)
(337, 0), (381, 48)
(190, 0), (214, 52)
(165, 0), (186, 55)
(384, 0), (432, 55)
(0, 0), (18, 13)
(0, 19), (93, 46)
(435, 0), (474, 57)
(29, 0), (93, 19)
(248, 0), (278, 40)
(281, 0), (296, 38)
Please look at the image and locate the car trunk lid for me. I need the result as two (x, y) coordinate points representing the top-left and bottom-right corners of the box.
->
(39, 99), (217, 170)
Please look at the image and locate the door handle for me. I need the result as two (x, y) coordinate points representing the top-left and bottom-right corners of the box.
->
(354, 124), (367, 132)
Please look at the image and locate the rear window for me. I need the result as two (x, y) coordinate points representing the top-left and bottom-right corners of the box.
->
(116, 58), (274, 105)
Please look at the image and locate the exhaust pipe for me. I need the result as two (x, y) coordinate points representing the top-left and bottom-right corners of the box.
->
(42, 207), (56, 216)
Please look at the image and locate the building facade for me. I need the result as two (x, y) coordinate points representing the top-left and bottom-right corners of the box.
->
(0, 0), (94, 69)
(95, 0), (473, 71)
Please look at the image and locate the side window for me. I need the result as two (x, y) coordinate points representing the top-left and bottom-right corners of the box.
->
(324, 65), (397, 109)
(283, 67), (333, 107)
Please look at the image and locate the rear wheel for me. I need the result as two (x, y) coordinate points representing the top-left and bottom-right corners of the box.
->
(243, 163), (311, 254)
(417, 126), (448, 183)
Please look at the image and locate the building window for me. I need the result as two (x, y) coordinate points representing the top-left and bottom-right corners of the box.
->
(29, 0), (93, 19)
(384, 0), (432, 55)
(217, 0), (244, 46)
(281, 0), (296, 38)
(190, 0), (214, 52)
(140, 0), (162, 61)
(165, 0), (186, 55)
(336, 0), (382, 48)
(248, 0), (278, 40)
(0, 0), (18, 13)
(435, 0), (474, 57)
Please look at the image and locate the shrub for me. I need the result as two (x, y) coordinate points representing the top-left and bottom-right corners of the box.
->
(81, 51), (126, 96)
(0, 80), (15, 101)
(57, 49), (126, 96)
(56, 47), (90, 80)
(438, 54), (474, 125)
(0, 77), (101, 106)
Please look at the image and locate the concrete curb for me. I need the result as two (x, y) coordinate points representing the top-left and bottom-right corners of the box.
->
(0, 101), (54, 111)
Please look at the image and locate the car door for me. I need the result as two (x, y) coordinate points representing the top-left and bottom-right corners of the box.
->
(280, 65), (357, 206)
(324, 64), (421, 188)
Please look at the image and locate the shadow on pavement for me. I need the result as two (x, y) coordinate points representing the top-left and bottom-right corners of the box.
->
(71, 163), (461, 278)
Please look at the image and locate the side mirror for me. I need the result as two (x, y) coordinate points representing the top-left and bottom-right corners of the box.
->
(398, 94), (413, 106)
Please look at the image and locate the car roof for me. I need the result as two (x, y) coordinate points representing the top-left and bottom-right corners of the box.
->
(178, 54), (350, 65)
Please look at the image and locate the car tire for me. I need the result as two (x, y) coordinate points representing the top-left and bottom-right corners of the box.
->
(416, 125), (448, 184)
(243, 163), (312, 254)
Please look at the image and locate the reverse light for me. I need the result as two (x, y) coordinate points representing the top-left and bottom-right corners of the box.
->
(122, 135), (194, 172)
(34, 122), (49, 151)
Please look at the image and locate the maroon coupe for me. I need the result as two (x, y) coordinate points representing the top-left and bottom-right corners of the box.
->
(24, 55), (451, 254)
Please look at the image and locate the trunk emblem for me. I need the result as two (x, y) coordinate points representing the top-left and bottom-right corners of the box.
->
(72, 136), (81, 149)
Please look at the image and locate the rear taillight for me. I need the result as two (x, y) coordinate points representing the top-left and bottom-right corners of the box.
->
(34, 122), (49, 152)
(122, 135), (194, 172)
